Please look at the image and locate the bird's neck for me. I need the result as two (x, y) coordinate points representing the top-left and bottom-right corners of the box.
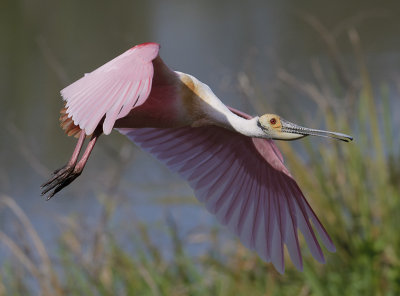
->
(177, 72), (264, 138)
(223, 114), (264, 137)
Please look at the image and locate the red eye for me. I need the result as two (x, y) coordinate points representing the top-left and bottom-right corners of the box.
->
(270, 118), (276, 125)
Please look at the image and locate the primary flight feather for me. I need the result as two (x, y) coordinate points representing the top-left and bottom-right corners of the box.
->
(42, 42), (352, 274)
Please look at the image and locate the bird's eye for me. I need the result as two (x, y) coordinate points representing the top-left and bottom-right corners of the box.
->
(270, 118), (277, 125)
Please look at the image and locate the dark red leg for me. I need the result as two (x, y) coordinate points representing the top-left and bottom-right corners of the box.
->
(41, 128), (102, 200)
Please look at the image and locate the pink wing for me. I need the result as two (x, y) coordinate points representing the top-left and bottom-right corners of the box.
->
(61, 43), (160, 135)
(117, 111), (335, 274)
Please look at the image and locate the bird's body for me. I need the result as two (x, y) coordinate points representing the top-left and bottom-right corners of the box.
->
(115, 71), (219, 130)
(43, 42), (352, 274)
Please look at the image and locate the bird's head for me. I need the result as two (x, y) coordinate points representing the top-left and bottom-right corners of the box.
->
(257, 114), (353, 142)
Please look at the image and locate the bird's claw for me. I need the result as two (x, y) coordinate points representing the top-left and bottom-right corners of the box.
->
(41, 164), (81, 200)
(41, 164), (72, 188)
(53, 165), (67, 175)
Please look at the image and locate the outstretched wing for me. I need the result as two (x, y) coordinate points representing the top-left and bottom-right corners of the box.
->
(117, 113), (335, 274)
(61, 43), (160, 135)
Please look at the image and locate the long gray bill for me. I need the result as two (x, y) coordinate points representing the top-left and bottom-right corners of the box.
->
(281, 119), (353, 142)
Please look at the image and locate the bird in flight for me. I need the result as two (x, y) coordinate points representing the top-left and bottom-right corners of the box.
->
(41, 43), (352, 273)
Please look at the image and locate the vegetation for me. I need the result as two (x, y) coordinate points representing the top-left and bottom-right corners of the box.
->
(1, 24), (399, 296)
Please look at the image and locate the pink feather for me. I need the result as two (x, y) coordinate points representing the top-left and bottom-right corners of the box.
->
(61, 43), (160, 135)
(117, 117), (335, 273)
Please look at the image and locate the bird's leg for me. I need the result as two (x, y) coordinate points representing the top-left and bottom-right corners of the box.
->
(41, 128), (102, 200)
(51, 130), (87, 177)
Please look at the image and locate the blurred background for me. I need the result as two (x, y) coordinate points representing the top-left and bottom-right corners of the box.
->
(1, 0), (400, 295)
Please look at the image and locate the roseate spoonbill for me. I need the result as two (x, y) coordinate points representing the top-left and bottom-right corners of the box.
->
(41, 42), (352, 273)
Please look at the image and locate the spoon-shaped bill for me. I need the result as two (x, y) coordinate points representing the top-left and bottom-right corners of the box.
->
(281, 119), (353, 142)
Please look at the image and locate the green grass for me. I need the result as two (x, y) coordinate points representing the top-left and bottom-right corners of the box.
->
(1, 29), (400, 295)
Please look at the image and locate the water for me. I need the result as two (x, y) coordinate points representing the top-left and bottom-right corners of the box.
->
(1, 0), (400, 262)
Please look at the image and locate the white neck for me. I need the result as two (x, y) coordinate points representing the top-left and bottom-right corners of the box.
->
(221, 113), (264, 137)
(180, 73), (265, 138)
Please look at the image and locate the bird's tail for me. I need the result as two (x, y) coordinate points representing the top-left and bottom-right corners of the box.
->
(59, 104), (82, 137)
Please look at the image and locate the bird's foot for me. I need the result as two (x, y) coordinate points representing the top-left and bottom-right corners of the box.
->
(41, 164), (82, 200)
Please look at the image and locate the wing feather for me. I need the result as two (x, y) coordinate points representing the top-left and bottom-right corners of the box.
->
(224, 165), (252, 231)
(290, 180), (325, 263)
(264, 162), (275, 262)
(196, 150), (236, 198)
(276, 173), (302, 270)
(271, 176), (285, 272)
(239, 166), (260, 250)
(254, 164), (269, 261)
(117, 115), (335, 273)
(84, 81), (125, 134)
(61, 43), (160, 135)
(213, 158), (246, 216)
(237, 169), (257, 237)
(76, 81), (119, 128)
(281, 180), (303, 270)
(250, 167), (263, 249)
(201, 155), (238, 203)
